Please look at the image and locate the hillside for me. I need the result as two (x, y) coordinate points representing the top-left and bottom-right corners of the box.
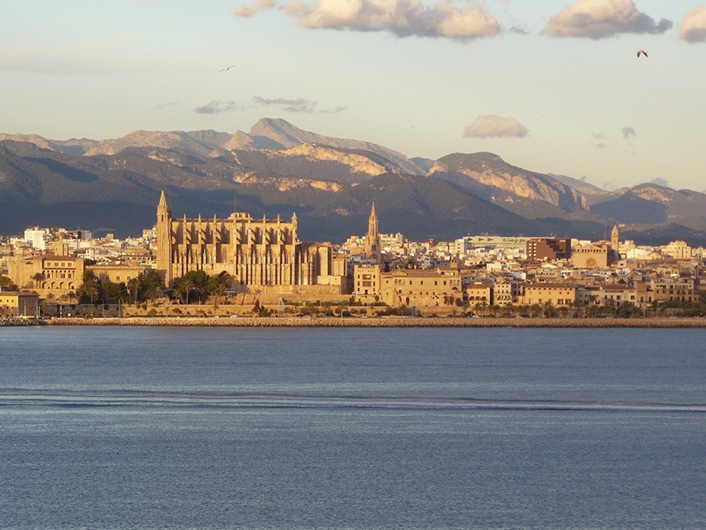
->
(428, 152), (592, 219)
(589, 184), (706, 232)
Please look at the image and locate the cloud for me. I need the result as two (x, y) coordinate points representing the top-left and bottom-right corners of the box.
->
(679, 7), (706, 43)
(591, 132), (606, 140)
(234, 0), (276, 17)
(622, 127), (636, 139)
(236, 0), (502, 41)
(194, 101), (241, 114)
(541, 0), (672, 39)
(463, 115), (528, 138)
(252, 96), (346, 114)
(156, 102), (179, 110)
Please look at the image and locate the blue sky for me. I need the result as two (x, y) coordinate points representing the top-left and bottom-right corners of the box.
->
(1, 0), (705, 191)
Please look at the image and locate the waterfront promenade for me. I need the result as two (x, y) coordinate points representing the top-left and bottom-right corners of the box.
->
(40, 316), (706, 328)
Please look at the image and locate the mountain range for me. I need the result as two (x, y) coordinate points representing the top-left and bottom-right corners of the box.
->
(2, 118), (705, 245)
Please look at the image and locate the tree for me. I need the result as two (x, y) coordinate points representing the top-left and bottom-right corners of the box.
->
(0, 275), (19, 291)
(32, 272), (43, 288)
(139, 270), (164, 302)
(127, 278), (141, 305)
(77, 271), (102, 304)
(102, 281), (127, 304)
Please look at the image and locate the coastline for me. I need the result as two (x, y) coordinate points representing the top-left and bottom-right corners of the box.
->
(42, 316), (706, 328)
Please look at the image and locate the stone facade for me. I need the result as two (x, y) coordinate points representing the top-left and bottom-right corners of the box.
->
(155, 192), (346, 292)
(7, 255), (84, 293)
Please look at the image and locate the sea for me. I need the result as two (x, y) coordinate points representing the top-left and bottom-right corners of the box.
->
(1, 326), (705, 530)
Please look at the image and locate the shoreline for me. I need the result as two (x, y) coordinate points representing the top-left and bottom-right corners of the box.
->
(42, 316), (706, 328)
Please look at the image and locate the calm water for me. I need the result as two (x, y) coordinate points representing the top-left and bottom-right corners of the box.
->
(1, 327), (705, 529)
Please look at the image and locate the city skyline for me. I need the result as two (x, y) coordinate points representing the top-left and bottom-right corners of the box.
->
(1, 0), (705, 192)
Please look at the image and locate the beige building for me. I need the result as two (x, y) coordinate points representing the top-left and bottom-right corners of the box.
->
(0, 292), (40, 317)
(88, 264), (147, 284)
(380, 269), (463, 307)
(600, 284), (637, 306)
(572, 243), (612, 269)
(156, 191), (346, 293)
(523, 283), (577, 307)
(7, 255), (84, 294)
(465, 281), (494, 306)
(353, 264), (381, 297)
(662, 240), (692, 260)
(650, 278), (698, 304)
(494, 279), (523, 306)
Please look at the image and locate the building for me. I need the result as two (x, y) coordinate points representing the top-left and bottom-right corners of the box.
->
(465, 281), (494, 306)
(380, 269), (462, 307)
(156, 191), (346, 293)
(353, 264), (381, 297)
(523, 283), (577, 307)
(7, 255), (84, 293)
(572, 243), (611, 269)
(662, 240), (692, 260)
(526, 238), (571, 261)
(0, 292), (40, 317)
(650, 278), (698, 304)
(494, 279), (523, 306)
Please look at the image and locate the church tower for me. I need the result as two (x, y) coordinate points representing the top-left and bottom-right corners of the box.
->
(156, 190), (173, 284)
(610, 225), (621, 262)
(364, 203), (382, 263)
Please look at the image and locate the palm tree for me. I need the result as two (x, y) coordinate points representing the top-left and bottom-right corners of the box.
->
(127, 278), (141, 305)
(32, 273), (43, 288)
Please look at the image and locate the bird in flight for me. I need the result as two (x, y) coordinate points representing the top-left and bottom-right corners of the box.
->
(220, 65), (235, 72)
(637, 50), (648, 58)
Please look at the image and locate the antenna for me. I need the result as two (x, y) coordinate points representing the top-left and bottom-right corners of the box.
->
(233, 191), (237, 215)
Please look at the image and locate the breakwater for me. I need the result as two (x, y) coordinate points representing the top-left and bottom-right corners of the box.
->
(47, 316), (706, 328)
(1, 318), (45, 327)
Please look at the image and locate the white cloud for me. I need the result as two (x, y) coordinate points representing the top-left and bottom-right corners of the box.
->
(463, 115), (528, 138)
(622, 127), (636, 139)
(194, 101), (241, 114)
(234, 0), (277, 17)
(679, 7), (706, 43)
(541, 0), (672, 39)
(236, 0), (502, 41)
(252, 96), (346, 113)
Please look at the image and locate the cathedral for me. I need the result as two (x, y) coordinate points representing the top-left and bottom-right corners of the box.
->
(155, 192), (346, 292)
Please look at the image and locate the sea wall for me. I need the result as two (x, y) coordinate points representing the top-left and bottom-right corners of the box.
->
(47, 317), (706, 328)
(0, 318), (45, 327)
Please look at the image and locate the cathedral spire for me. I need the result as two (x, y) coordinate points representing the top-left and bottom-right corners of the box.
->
(157, 189), (171, 220)
(365, 202), (381, 263)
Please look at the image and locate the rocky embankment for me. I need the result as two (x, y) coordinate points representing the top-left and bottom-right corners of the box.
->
(47, 317), (706, 328)
(1, 318), (45, 326)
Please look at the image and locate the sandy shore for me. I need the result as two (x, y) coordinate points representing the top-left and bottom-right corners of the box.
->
(45, 316), (706, 328)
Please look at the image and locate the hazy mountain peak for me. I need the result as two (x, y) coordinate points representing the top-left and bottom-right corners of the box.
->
(84, 129), (231, 157)
(228, 118), (428, 176)
(430, 152), (590, 214)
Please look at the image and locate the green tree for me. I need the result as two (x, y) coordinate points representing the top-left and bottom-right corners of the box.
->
(102, 281), (127, 304)
(139, 270), (164, 302)
(0, 275), (19, 291)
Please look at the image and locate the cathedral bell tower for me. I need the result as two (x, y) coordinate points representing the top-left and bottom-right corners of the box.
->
(610, 225), (621, 263)
(156, 190), (173, 284)
(364, 203), (382, 263)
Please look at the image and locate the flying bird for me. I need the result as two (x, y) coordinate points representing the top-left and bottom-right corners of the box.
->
(220, 65), (236, 72)
(637, 50), (648, 58)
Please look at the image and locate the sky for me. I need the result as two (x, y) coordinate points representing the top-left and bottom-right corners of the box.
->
(1, 0), (705, 191)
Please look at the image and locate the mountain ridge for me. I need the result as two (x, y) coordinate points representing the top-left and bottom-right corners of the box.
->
(2, 119), (706, 245)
